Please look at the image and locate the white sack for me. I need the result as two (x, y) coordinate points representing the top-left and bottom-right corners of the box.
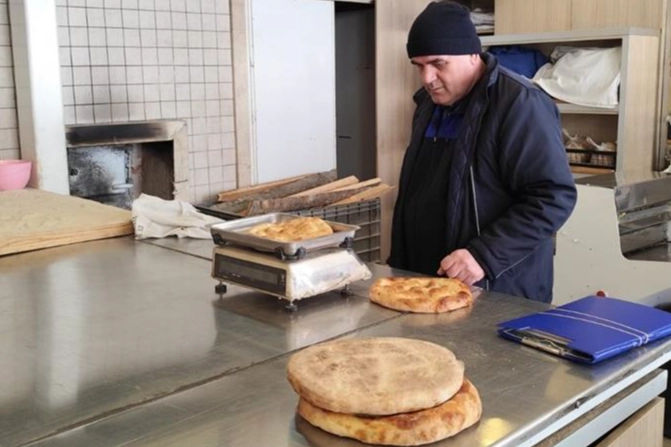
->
(532, 47), (621, 109)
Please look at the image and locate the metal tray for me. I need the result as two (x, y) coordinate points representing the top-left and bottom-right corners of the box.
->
(195, 201), (248, 219)
(210, 213), (359, 258)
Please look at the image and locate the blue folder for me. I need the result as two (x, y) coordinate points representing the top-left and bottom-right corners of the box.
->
(497, 296), (671, 364)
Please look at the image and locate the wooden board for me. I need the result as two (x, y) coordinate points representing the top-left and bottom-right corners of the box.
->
(570, 166), (615, 175)
(219, 170), (337, 204)
(288, 176), (359, 197)
(330, 184), (395, 206)
(331, 177), (382, 192)
(245, 186), (371, 215)
(0, 189), (133, 256)
(217, 173), (310, 202)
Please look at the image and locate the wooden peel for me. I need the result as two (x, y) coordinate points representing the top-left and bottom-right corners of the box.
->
(0, 189), (133, 256)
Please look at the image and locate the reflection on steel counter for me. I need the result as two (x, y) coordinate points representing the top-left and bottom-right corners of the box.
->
(211, 288), (391, 351)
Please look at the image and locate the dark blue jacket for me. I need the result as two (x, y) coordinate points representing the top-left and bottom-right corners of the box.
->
(388, 54), (577, 303)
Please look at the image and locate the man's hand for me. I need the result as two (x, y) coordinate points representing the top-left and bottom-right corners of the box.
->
(437, 249), (485, 285)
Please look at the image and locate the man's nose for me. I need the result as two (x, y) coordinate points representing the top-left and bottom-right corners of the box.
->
(421, 67), (436, 86)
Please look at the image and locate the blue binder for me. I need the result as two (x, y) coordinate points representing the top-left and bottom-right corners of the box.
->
(497, 296), (671, 364)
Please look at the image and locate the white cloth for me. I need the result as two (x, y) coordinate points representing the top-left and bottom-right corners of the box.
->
(131, 193), (222, 239)
(470, 8), (494, 26)
(532, 47), (621, 109)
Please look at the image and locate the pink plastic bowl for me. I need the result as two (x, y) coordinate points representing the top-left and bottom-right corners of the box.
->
(0, 160), (32, 191)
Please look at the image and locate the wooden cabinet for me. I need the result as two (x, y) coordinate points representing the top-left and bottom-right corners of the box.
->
(481, 28), (660, 173)
(495, 0), (666, 33)
(494, 0), (571, 34)
(595, 397), (664, 447)
(571, 0), (665, 30)
(493, 0), (670, 170)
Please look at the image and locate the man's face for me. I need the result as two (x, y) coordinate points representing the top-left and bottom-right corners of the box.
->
(411, 54), (479, 106)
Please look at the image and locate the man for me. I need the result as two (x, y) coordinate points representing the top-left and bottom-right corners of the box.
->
(388, 0), (577, 303)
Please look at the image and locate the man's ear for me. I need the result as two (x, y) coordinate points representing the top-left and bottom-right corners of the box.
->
(470, 53), (480, 65)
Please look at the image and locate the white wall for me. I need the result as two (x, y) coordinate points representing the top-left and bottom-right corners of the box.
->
(0, 0), (20, 162)
(250, 0), (336, 183)
(10, 0), (69, 194)
(55, 0), (235, 203)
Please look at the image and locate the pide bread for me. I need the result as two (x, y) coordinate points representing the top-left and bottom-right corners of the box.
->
(297, 379), (482, 446)
(287, 337), (481, 446)
(287, 337), (464, 416)
(248, 216), (333, 242)
(370, 277), (473, 313)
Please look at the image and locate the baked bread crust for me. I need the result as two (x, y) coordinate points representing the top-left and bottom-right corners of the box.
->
(247, 217), (333, 242)
(287, 337), (464, 416)
(297, 379), (482, 446)
(370, 277), (473, 313)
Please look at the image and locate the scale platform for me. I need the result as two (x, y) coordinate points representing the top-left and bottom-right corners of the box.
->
(211, 244), (372, 310)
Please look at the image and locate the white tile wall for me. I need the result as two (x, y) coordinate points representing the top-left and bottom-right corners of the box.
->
(56, 0), (236, 202)
(0, 0), (19, 160)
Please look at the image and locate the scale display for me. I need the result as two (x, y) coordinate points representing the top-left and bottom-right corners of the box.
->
(214, 253), (286, 295)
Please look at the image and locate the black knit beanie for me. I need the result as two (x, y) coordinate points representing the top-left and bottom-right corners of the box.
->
(406, 1), (482, 58)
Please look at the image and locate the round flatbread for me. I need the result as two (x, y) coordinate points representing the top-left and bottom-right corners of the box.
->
(248, 217), (333, 242)
(370, 277), (473, 313)
(297, 379), (482, 446)
(287, 337), (464, 416)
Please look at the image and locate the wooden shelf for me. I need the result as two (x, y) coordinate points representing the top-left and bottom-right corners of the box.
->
(330, 0), (374, 3)
(557, 103), (618, 115)
(481, 26), (659, 173)
(480, 27), (659, 46)
(570, 165), (615, 175)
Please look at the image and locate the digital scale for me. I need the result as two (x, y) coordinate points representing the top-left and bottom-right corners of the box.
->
(210, 213), (372, 311)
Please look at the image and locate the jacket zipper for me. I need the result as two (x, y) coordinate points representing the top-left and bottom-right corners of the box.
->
(469, 97), (489, 291)
(470, 166), (489, 291)
(434, 107), (448, 143)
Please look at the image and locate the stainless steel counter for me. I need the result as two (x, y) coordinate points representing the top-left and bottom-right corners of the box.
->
(140, 237), (214, 260)
(19, 259), (671, 447)
(0, 238), (398, 447)
(4, 238), (671, 447)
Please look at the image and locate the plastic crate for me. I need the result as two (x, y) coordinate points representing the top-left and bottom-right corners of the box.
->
(196, 198), (383, 263)
(291, 198), (382, 263)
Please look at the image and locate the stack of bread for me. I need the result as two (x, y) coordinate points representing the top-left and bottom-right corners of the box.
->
(287, 337), (481, 446)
